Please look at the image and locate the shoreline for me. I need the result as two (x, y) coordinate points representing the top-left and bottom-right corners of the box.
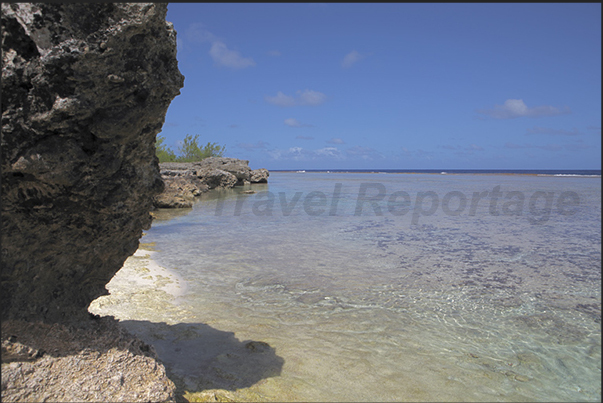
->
(88, 244), (189, 323)
(132, 246), (187, 298)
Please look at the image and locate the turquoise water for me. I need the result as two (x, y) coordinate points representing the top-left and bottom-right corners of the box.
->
(109, 173), (601, 401)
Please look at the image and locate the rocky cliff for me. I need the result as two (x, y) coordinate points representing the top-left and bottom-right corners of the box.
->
(154, 158), (269, 208)
(1, 3), (184, 323)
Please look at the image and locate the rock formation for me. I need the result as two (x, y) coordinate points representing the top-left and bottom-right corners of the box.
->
(154, 158), (270, 208)
(2, 318), (177, 402)
(1, 3), (184, 323)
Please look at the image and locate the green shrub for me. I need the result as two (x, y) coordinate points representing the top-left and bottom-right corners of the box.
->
(155, 134), (225, 163)
(156, 135), (177, 163)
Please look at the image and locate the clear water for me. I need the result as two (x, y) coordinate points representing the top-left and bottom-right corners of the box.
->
(94, 173), (601, 401)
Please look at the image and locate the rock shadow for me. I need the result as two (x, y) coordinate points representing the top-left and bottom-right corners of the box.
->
(118, 320), (284, 395)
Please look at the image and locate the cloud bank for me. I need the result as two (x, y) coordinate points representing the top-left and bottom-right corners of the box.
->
(477, 99), (571, 119)
(341, 50), (365, 68)
(184, 23), (255, 70)
(266, 145), (383, 162)
(237, 141), (269, 151)
(209, 41), (255, 69)
(285, 118), (313, 128)
(504, 142), (589, 151)
(265, 90), (327, 107)
(525, 126), (580, 136)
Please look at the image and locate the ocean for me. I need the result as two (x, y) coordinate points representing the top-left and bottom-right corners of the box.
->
(90, 171), (601, 401)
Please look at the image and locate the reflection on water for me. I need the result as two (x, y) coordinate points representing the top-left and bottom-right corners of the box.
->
(97, 173), (601, 401)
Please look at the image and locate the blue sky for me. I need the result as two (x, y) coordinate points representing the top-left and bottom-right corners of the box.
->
(161, 3), (601, 170)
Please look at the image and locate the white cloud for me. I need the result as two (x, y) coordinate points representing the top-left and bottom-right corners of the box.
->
(264, 91), (296, 107)
(285, 118), (302, 127)
(315, 147), (344, 159)
(265, 89), (326, 107)
(176, 38), (185, 53)
(237, 141), (269, 151)
(183, 23), (255, 70)
(265, 146), (343, 161)
(477, 99), (571, 119)
(327, 138), (345, 144)
(341, 50), (364, 68)
(296, 135), (314, 140)
(297, 90), (327, 106)
(525, 126), (580, 136)
(267, 50), (281, 57)
(209, 41), (256, 69)
(264, 144), (391, 162)
(286, 147), (310, 161)
(185, 23), (218, 44)
(284, 118), (313, 128)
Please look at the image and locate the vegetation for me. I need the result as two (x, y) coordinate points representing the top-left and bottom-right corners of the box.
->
(156, 134), (225, 163)
(155, 135), (177, 162)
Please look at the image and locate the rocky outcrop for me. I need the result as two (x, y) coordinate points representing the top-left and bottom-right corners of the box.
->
(153, 175), (209, 209)
(1, 3), (184, 323)
(2, 318), (177, 402)
(250, 168), (269, 184)
(155, 158), (269, 208)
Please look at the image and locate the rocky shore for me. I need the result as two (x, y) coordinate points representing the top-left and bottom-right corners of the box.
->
(154, 158), (269, 208)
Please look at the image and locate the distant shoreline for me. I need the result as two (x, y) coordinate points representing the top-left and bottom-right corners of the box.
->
(271, 169), (601, 177)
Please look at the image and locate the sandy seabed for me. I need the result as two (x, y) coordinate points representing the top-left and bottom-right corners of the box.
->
(88, 245), (282, 402)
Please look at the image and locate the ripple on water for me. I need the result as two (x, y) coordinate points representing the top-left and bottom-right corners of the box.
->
(92, 173), (601, 401)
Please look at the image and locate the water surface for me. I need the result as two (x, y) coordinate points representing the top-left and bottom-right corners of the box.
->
(93, 172), (601, 401)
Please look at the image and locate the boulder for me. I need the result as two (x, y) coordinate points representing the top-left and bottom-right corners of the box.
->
(1, 3), (184, 323)
(198, 169), (238, 189)
(250, 168), (269, 183)
(194, 157), (252, 185)
(153, 175), (208, 208)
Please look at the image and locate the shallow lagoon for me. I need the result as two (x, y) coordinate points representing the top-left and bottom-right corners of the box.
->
(91, 172), (601, 401)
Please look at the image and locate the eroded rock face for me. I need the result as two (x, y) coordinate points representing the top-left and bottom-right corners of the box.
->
(1, 3), (184, 322)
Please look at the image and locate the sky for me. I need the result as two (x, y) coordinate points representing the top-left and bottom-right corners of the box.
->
(160, 3), (601, 170)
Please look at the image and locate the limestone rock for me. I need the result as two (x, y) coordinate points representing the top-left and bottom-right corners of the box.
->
(250, 168), (269, 183)
(195, 157), (253, 184)
(1, 318), (177, 402)
(193, 157), (251, 171)
(198, 169), (238, 189)
(154, 159), (269, 208)
(154, 175), (208, 208)
(1, 3), (184, 322)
